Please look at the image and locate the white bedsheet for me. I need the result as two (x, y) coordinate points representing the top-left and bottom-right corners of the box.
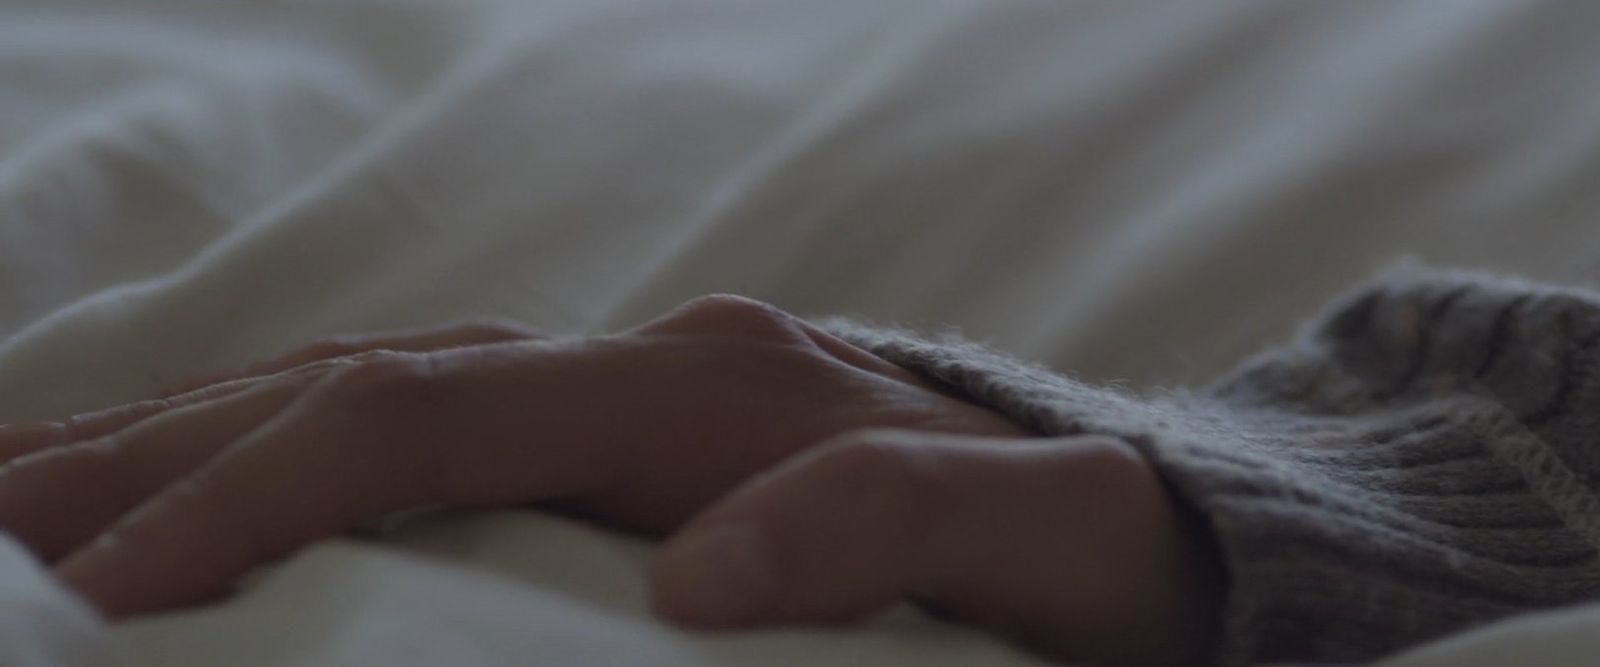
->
(3, 1), (1600, 665)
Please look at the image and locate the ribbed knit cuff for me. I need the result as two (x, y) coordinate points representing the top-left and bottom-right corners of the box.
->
(819, 267), (1600, 666)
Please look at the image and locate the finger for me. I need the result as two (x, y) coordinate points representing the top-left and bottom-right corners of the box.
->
(22, 348), (454, 466)
(651, 432), (1217, 666)
(223, 320), (541, 388)
(62, 377), (283, 440)
(0, 378), (277, 466)
(156, 320), (540, 398)
(649, 431), (1144, 624)
(649, 429), (1007, 627)
(10, 322), (539, 463)
(0, 376), (313, 561)
(0, 422), (69, 463)
(55, 354), (454, 617)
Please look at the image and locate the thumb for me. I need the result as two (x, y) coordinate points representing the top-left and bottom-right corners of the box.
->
(648, 428), (1052, 628)
(648, 429), (1222, 667)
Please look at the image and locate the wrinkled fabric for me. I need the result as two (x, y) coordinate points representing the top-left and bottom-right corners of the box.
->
(3, 1), (1600, 665)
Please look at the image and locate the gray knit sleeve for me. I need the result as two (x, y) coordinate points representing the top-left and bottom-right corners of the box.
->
(818, 267), (1600, 666)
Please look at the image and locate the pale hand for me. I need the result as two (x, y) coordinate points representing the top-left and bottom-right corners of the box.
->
(0, 296), (1222, 667)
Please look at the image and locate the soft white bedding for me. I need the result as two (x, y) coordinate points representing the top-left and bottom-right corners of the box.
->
(3, 1), (1600, 665)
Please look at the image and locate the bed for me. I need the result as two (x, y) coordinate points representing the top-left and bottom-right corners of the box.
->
(3, 1), (1600, 665)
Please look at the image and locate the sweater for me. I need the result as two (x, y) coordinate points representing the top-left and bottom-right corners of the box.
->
(822, 267), (1600, 666)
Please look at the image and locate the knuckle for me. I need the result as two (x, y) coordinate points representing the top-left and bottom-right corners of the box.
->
(661, 294), (800, 339)
(313, 353), (438, 412)
(298, 338), (364, 360)
(342, 349), (409, 365)
(293, 349), (403, 377)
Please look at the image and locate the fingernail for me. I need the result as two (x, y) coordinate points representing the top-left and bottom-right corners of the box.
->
(654, 522), (780, 626)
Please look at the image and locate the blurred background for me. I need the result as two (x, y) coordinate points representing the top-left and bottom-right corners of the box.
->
(2, 0), (1598, 407)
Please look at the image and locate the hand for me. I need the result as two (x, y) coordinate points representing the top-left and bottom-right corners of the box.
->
(0, 296), (1223, 666)
(0, 296), (1026, 608)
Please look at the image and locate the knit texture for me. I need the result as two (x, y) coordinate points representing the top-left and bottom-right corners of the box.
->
(821, 267), (1600, 666)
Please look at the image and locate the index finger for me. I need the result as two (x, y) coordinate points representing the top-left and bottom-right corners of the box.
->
(54, 355), (450, 616)
(53, 343), (608, 617)
(161, 320), (543, 397)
